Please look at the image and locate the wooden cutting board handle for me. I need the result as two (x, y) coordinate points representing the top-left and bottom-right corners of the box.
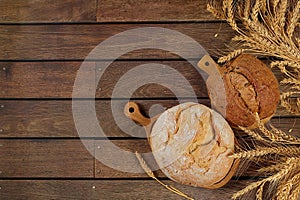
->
(124, 102), (151, 127)
(197, 55), (221, 76)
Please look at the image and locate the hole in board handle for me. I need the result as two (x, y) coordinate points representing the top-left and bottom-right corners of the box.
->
(129, 107), (135, 113)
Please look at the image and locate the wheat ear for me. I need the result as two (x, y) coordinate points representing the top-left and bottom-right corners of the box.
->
(257, 163), (287, 173)
(269, 124), (300, 144)
(135, 152), (194, 200)
(271, 61), (300, 69)
(281, 77), (300, 86)
(254, 113), (283, 142)
(230, 146), (300, 159)
(238, 125), (266, 141)
(276, 171), (300, 200)
(281, 92), (300, 114)
(287, 1), (300, 38)
(256, 182), (265, 200)
(289, 181), (300, 200)
(275, 0), (288, 35)
(232, 158), (298, 199)
(207, 4), (225, 19)
(218, 49), (245, 63)
(251, 0), (260, 22)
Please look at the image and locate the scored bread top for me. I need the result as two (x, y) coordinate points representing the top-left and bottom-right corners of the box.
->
(149, 102), (236, 188)
(216, 54), (280, 128)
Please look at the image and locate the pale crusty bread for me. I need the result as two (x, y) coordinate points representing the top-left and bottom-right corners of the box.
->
(149, 102), (236, 188)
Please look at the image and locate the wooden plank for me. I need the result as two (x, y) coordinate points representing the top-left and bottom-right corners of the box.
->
(0, 62), (96, 98)
(95, 139), (164, 178)
(0, 100), (298, 138)
(0, 100), (77, 137)
(95, 60), (208, 98)
(0, 61), (206, 98)
(0, 61), (288, 98)
(97, 0), (214, 22)
(0, 23), (234, 60)
(0, 0), (97, 22)
(0, 179), (256, 200)
(0, 140), (94, 178)
(0, 0), (217, 23)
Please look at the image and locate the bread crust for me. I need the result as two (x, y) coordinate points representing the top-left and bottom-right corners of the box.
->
(208, 54), (280, 128)
(149, 102), (236, 188)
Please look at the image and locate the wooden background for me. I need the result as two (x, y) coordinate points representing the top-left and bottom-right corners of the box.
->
(0, 1), (299, 199)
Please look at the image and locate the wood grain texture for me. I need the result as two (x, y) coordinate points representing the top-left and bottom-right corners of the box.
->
(0, 0), (97, 22)
(0, 100), (77, 137)
(0, 179), (256, 200)
(0, 140), (94, 178)
(0, 100), (298, 138)
(95, 60), (208, 98)
(0, 23), (234, 60)
(0, 1), (298, 200)
(97, 0), (214, 22)
(0, 61), (206, 98)
(0, 62), (96, 98)
(0, 138), (288, 179)
(0, 61), (287, 98)
(0, 137), (267, 179)
(0, 99), (209, 137)
(95, 139), (164, 178)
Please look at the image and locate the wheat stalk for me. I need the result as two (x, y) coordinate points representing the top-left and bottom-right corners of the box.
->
(288, 1), (300, 37)
(281, 91), (300, 114)
(273, 0), (280, 11)
(218, 49), (245, 63)
(232, 179), (265, 199)
(253, 113), (282, 142)
(251, 113), (300, 145)
(275, 0), (288, 35)
(209, 5), (300, 100)
(289, 181), (300, 200)
(238, 126), (266, 141)
(222, 0), (239, 32)
(256, 182), (265, 200)
(271, 61), (300, 69)
(232, 158), (298, 199)
(243, 0), (251, 19)
(207, 1), (300, 199)
(135, 152), (194, 200)
(269, 124), (300, 144)
(281, 78), (300, 86)
(230, 146), (300, 159)
(276, 171), (300, 200)
(257, 163), (287, 173)
(251, 0), (260, 22)
(207, 3), (225, 19)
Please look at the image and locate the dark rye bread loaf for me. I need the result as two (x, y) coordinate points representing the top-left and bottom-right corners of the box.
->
(215, 54), (280, 129)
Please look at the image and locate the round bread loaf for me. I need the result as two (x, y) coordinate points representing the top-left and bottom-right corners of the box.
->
(149, 102), (236, 188)
(206, 54), (280, 129)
